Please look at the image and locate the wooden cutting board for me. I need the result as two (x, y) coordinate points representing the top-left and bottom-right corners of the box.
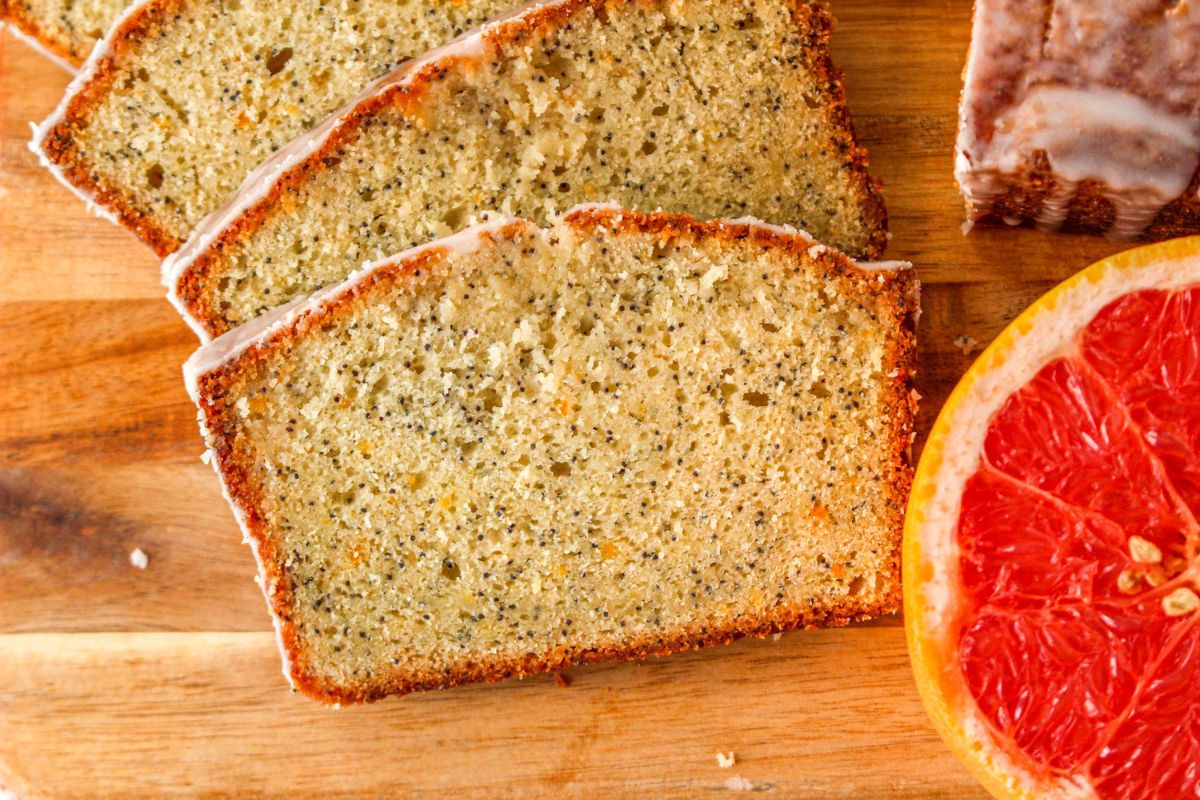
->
(0, 2), (1131, 797)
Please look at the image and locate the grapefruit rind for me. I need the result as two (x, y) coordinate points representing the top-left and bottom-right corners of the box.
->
(904, 237), (1200, 800)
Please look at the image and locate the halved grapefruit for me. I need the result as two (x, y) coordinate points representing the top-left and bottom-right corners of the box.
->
(906, 237), (1200, 799)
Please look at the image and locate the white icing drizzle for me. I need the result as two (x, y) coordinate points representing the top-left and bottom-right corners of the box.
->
(723, 214), (821, 244)
(187, 205), (914, 386)
(27, 0), (162, 223)
(161, 0), (569, 308)
(721, 214), (909, 272)
(576, 204), (910, 273)
(3, 21), (77, 73)
(956, 0), (1200, 238)
(183, 214), (528, 391)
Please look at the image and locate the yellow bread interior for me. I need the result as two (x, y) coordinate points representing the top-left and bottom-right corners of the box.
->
(4, 0), (128, 63)
(43, 0), (513, 243)
(192, 209), (914, 701)
(179, 0), (885, 336)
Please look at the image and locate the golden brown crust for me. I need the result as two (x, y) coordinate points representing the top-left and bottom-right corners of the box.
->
(174, 0), (888, 338)
(969, 158), (1200, 240)
(3, 0), (85, 65)
(1146, 169), (1200, 241)
(791, 2), (888, 259)
(36, 0), (194, 256)
(302, 597), (893, 704)
(194, 207), (916, 705)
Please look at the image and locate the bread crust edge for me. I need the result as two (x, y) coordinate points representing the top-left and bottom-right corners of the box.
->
(35, 0), (194, 256)
(192, 206), (918, 705)
(173, 0), (889, 338)
(965, 163), (1200, 240)
(3, 0), (88, 65)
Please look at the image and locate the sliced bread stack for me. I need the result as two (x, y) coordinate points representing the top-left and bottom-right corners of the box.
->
(28, 0), (916, 702)
(34, 0), (886, 333)
(161, 0), (887, 338)
(187, 205), (917, 703)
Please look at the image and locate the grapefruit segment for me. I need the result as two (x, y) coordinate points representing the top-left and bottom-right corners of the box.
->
(982, 357), (1192, 558)
(906, 238), (1200, 800)
(957, 604), (1143, 773)
(1090, 616), (1200, 798)
(1081, 286), (1200, 521)
(957, 469), (1131, 610)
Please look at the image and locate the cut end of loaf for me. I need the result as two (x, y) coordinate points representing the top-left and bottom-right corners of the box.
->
(188, 205), (917, 704)
(955, 1), (1200, 240)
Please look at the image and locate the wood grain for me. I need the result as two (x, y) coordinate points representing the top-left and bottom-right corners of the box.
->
(0, 629), (974, 800)
(0, 1), (1144, 796)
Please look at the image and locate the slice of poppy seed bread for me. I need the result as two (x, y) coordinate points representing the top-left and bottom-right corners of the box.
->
(164, 0), (887, 340)
(185, 204), (918, 704)
(29, 0), (516, 253)
(2, 0), (127, 67)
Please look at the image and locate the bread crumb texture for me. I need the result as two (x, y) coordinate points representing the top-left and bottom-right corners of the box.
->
(176, 0), (885, 336)
(39, 0), (513, 247)
(3, 0), (128, 63)
(194, 209), (916, 703)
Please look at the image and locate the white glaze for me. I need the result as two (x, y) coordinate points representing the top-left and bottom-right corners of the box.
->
(956, 0), (1200, 238)
(183, 214), (528, 391)
(581, 204), (911, 273)
(188, 204), (914, 399)
(28, 0), (164, 222)
(723, 214), (820, 244)
(721, 215), (910, 272)
(162, 0), (570, 319)
(3, 21), (77, 73)
(965, 85), (1200, 237)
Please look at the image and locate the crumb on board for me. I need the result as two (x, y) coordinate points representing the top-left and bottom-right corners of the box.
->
(953, 334), (979, 355)
(717, 752), (736, 769)
(129, 547), (149, 570)
(771, 632), (783, 642)
(724, 776), (756, 791)
(554, 672), (571, 688)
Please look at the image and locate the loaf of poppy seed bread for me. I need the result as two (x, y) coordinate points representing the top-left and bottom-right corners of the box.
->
(185, 204), (918, 704)
(28, 0), (515, 251)
(163, 0), (887, 340)
(956, 0), (1200, 239)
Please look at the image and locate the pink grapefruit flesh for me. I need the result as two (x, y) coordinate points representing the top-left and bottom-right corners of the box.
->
(956, 285), (1200, 798)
